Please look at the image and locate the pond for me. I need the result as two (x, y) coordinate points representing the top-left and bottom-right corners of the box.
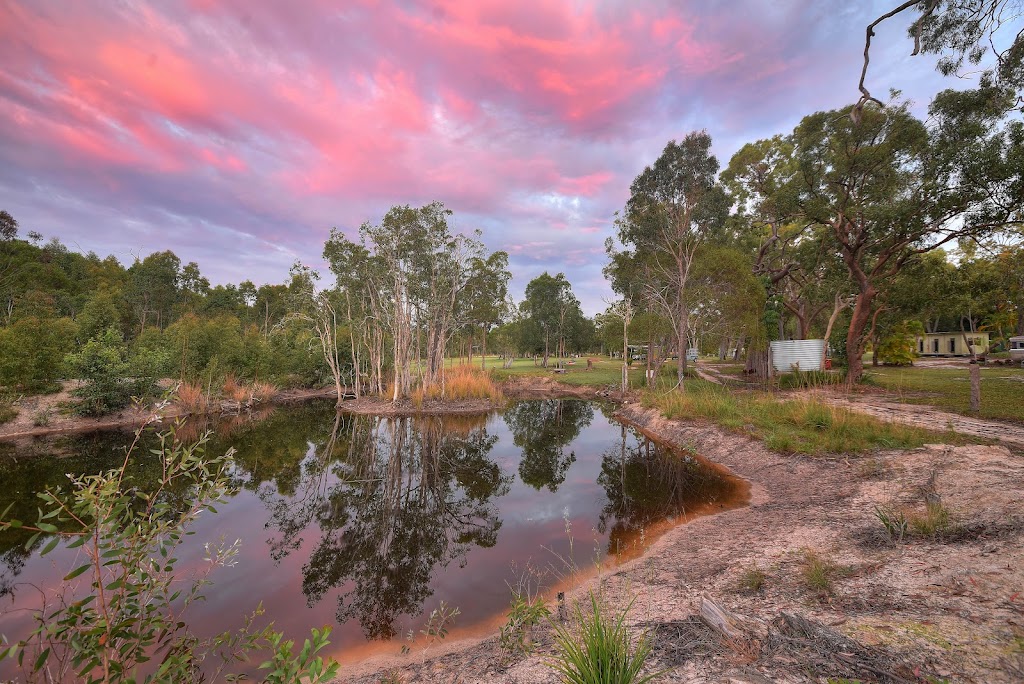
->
(0, 399), (746, 671)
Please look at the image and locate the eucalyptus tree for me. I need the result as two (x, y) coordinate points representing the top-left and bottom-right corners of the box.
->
(614, 131), (730, 385)
(126, 250), (181, 333)
(995, 244), (1024, 336)
(856, 0), (1024, 120)
(285, 262), (348, 406)
(521, 272), (580, 367)
(325, 202), (501, 401)
(787, 99), (1022, 382)
(723, 136), (855, 375)
(462, 250), (511, 369)
(0, 210), (16, 241)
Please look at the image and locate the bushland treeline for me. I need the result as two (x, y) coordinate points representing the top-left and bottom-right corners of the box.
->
(0, 204), (597, 414)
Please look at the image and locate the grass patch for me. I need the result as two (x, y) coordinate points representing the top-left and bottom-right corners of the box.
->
(801, 550), (846, 596)
(737, 565), (766, 593)
(864, 365), (1024, 423)
(487, 356), (625, 388)
(0, 402), (15, 425)
(777, 369), (846, 390)
(643, 382), (951, 455)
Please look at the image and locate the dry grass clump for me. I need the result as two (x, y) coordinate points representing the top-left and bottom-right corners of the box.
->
(221, 373), (249, 402)
(440, 366), (504, 401)
(175, 382), (208, 412)
(248, 381), (277, 403)
(645, 382), (946, 455)
(410, 367), (504, 406)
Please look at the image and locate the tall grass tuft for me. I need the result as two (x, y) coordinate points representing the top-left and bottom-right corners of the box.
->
(548, 593), (663, 684)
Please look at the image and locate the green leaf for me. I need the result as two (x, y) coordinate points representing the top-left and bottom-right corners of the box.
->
(63, 564), (91, 581)
(41, 536), (60, 556)
(33, 647), (50, 672)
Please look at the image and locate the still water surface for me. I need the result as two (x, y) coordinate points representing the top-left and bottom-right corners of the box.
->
(0, 399), (745, 666)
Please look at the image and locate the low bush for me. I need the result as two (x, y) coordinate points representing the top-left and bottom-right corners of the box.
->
(500, 591), (551, 655)
(68, 328), (157, 416)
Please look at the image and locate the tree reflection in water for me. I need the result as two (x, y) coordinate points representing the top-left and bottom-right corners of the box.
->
(261, 412), (510, 641)
(503, 399), (594, 492)
(597, 425), (742, 556)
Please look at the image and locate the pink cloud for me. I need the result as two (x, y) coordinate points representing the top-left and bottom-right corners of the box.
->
(0, 0), (945, 314)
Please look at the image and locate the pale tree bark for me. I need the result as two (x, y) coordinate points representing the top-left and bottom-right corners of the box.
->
(821, 293), (855, 370)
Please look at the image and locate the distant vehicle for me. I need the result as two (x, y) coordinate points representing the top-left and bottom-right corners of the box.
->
(1010, 336), (1024, 363)
(686, 348), (698, 362)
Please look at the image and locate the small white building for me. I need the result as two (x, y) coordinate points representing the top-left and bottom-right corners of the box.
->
(1009, 336), (1024, 362)
(915, 332), (990, 357)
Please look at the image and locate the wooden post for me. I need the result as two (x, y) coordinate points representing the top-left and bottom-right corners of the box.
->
(969, 361), (981, 413)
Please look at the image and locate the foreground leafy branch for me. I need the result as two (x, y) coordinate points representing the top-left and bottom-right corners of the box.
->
(0, 423), (339, 684)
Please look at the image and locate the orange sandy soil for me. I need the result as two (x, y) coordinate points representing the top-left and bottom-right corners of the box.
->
(338, 402), (1024, 684)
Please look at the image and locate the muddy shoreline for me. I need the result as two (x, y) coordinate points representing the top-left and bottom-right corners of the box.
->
(0, 378), (613, 442)
(338, 404), (1024, 684)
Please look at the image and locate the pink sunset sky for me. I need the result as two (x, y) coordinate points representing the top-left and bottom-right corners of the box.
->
(0, 1), (950, 312)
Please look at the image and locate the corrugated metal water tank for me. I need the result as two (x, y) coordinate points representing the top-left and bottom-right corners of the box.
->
(770, 339), (826, 373)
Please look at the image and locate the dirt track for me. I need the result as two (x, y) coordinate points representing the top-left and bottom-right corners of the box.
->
(816, 392), (1024, 449)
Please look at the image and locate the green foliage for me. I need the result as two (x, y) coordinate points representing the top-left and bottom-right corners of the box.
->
(500, 591), (551, 655)
(0, 307), (76, 393)
(876, 321), (923, 366)
(548, 593), (663, 684)
(67, 328), (155, 416)
(76, 289), (126, 341)
(0, 425), (339, 683)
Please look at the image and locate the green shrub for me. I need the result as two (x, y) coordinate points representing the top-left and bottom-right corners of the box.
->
(549, 593), (663, 684)
(500, 591), (551, 655)
(0, 312), (76, 393)
(67, 328), (156, 416)
(876, 321), (923, 366)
